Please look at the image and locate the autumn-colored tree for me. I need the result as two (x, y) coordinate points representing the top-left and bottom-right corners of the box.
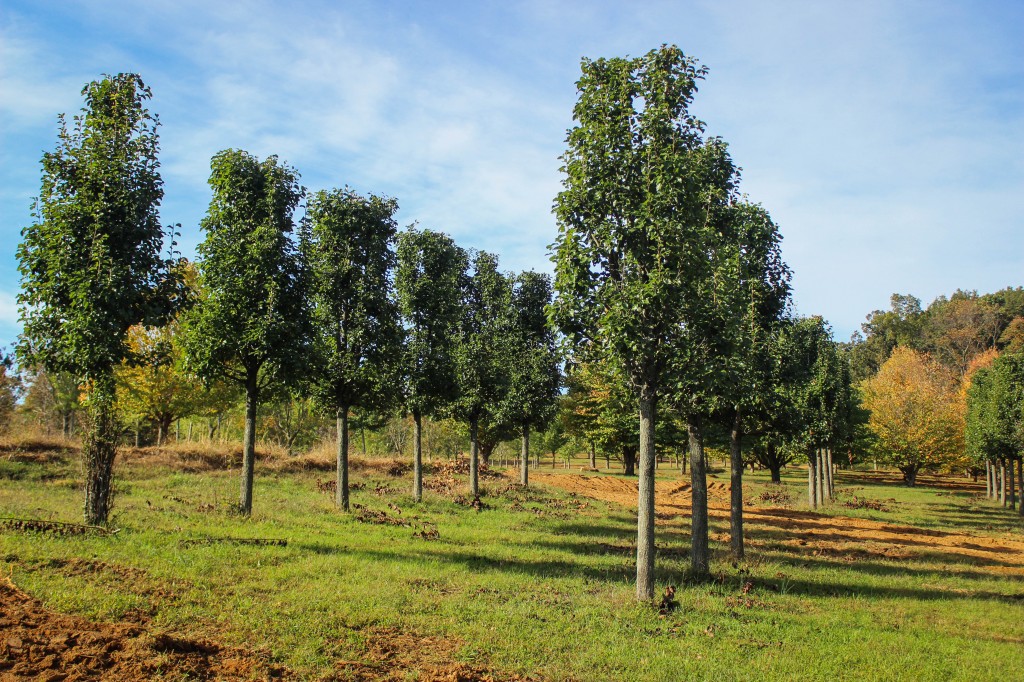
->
(861, 347), (964, 485)
(117, 321), (201, 445)
(923, 292), (1001, 377)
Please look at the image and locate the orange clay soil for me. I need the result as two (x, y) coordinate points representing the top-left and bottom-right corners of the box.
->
(0, 577), (279, 681)
(0, 574), (529, 682)
(531, 471), (1024, 576)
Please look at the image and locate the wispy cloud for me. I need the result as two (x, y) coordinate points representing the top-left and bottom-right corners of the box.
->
(1, 0), (1022, 342)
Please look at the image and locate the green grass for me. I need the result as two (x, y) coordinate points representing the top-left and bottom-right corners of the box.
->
(1, 450), (1023, 681)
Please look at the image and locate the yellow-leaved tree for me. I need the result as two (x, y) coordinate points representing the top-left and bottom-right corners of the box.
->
(861, 347), (965, 485)
(117, 320), (201, 445)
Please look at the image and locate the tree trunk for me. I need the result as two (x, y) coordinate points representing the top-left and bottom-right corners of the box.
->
(816, 448), (826, 503)
(825, 448), (834, 500)
(769, 464), (782, 484)
(689, 418), (710, 579)
(623, 446), (637, 476)
(157, 422), (165, 447)
(336, 406), (350, 511)
(187, 421), (193, 442)
(903, 466), (918, 487)
(1009, 457), (1017, 511)
(636, 392), (657, 601)
(469, 417), (479, 497)
(729, 409), (744, 561)
(1000, 459), (1007, 506)
(61, 412), (71, 439)
(239, 372), (259, 516)
(589, 441), (596, 469)
(808, 455), (817, 509)
(480, 441), (495, 466)
(413, 411), (423, 502)
(520, 425), (529, 487)
(986, 460), (993, 499)
(83, 375), (118, 526)
(1017, 459), (1023, 517)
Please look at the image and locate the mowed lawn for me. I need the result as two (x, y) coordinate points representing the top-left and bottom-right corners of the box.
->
(1, 442), (1023, 681)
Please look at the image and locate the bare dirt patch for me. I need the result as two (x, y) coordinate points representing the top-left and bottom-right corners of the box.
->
(0, 576), (283, 681)
(326, 624), (534, 682)
(532, 473), (1024, 575)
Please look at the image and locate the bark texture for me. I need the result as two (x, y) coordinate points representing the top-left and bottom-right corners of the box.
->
(808, 456), (817, 509)
(469, 418), (479, 497)
(83, 377), (118, 526)
(336, 406), (350, 511)
(1018, 459), (1024, 517)
(412, 411), (423, 502)
(729, 410), (744, 560)
(520, 427), (529, 487)
(239, 373), (259, 516)
(1010, 458), (1017, 511)
(689, 419), (710, 579)
(635, 394), (657, 601)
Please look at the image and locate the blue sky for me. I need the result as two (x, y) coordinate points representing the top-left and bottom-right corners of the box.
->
(2, 0), (1022, 346)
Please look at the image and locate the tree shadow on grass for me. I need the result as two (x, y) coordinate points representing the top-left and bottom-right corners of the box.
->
(291, 538), (1024, 605)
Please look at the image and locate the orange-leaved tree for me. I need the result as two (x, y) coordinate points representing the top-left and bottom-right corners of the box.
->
(861, 347), (964, 485)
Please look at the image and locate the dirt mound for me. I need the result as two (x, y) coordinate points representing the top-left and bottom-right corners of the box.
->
(119, 445), (413, 476)
(533, 473), (1024, 576)
(0, 577), (284, 680)
(120, 445), (240, 472)
(0, 438), (75, 464)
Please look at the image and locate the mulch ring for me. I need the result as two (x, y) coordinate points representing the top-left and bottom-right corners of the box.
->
(0, 577), (287, 681)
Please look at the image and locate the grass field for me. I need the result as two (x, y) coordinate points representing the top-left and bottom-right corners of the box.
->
(1, 439), (1023, 680)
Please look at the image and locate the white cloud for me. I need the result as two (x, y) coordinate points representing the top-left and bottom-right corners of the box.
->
(2, 0), (1023, 341)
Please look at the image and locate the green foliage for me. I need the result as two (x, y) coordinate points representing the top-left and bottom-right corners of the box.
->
(454, 251), (513, 424)
(712, 201), (790, 424)
(846, 294), (923, 382)
(966, 352), (1024, 465)
(303, 187), (402, 414)
(749, 317), (860, 467)
(17, 73), (179, 383)
(182, 149), (308, 391)
(395, 228), (468, 419)
(561, 360), (638, 463)
(501, 271), (561, 431)
(551, 45), (724, 399)
(16, 73), (181, 524)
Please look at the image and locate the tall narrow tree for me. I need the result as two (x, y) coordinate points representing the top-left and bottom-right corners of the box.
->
(395, 229), (467, 502)
(455, 251), (512, 497)
(552, 46), (735, 598)
(303, 188), (403, 511)
(182, 149), (307, 516)
(17, 73), (179, 525)
(503, 272), (561, 486)
(716, 202), (790, 559)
